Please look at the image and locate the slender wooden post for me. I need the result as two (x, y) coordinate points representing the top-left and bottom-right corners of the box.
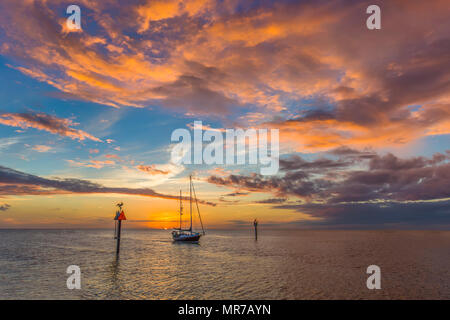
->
(114, 202), (126, 257)
(254, 219), (258, 241)
(116, 220), (122, 256)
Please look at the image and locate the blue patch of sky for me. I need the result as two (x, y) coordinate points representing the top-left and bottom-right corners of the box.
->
(0, 56), (179, 175)
(281, 95), (336, 119)
(406, 104), (423, 112)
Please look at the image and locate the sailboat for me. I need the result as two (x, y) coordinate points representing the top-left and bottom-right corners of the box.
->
(172, 175), (205, 242)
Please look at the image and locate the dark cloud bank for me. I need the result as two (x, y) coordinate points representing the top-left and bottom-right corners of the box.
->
(0, 166), (215, 206)
(208, 148), (450, 228)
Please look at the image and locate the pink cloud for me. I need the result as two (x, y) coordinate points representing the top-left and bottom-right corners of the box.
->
(0, 112), (102, 142)
(105, 154), (121, 160)
(136, 164), (170, 175)
(32, 145), (52, 153)
(67, 159), (115, 169)
(0, 0), (449, 150)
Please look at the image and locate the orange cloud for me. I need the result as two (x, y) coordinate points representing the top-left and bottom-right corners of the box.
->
(136, 164), (170, 175)
(67, 159), (115, 169)
(0, 0), (449, 150)
(266, 100), (450, 153)
(136, 0), (212, 33)
(105, 154), (121, 160)
(32, 145), (52, 153)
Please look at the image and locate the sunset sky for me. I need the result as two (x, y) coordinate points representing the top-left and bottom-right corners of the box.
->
(0, 0), (449, 229)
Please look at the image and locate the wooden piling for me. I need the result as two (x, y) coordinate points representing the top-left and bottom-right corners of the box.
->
(116, 219), (122, 256)
(114, 202), (126, 257)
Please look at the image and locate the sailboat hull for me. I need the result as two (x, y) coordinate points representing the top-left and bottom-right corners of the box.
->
(172, 231), (201, 242)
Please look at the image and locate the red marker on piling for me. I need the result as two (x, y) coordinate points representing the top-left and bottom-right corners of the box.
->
(114, 202), (127, 256)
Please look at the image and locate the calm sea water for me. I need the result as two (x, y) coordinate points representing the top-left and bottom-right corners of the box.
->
(0, 229), (449, 299)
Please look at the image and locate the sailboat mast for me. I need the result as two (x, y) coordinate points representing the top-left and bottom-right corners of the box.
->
(191, 179), (205, 235)
(189, 175), (193, 231)
(179, 190), (182, 229)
